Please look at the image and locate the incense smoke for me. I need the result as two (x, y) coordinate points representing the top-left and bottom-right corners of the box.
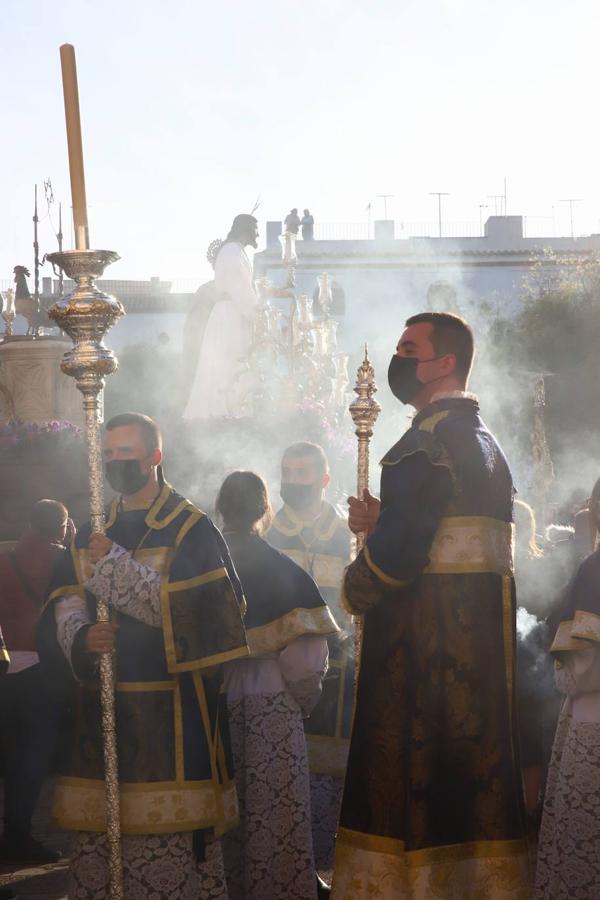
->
(98, 237), (597, 621)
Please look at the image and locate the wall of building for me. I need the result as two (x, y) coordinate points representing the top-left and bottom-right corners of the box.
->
(254, 216), (600, 370)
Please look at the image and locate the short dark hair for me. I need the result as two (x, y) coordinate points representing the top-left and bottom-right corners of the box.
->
(105, 412), (162, 453)
(405, 312), (475, 382)
(216, 471), (272, 534)
(29, 499), (68, 540)
(282, 441), (328, 476)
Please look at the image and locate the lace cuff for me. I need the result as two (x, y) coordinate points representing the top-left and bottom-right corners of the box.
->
(54, 594), (93, 677)
(86, 543), (161, 628)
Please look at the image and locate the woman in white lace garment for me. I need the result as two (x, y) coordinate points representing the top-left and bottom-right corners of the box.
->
(216, 471), (338, 900)
(535, 546), (600, 900)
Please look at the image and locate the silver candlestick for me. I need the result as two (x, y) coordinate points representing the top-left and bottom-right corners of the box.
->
(46, 247), (125, 899)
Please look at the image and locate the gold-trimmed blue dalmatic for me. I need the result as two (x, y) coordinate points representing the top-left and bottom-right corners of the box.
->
(41, 483), (248, 836)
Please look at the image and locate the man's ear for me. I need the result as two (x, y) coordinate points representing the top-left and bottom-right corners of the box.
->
(151, 448), (162, 467)
(322, 472), (331, 490)
(443, 353), (457, 375)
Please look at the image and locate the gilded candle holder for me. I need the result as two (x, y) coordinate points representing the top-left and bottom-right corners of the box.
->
(45, 246), (125, 899)
(349, 346), (381, 680)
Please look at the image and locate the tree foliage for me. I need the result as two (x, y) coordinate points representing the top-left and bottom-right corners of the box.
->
(484, 250), (600, 514)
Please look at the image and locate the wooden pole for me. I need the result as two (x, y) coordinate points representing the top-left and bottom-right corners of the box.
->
(59, 44), (89, 250)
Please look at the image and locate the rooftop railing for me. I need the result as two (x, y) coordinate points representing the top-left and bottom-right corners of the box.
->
(310, 218), (569, 241)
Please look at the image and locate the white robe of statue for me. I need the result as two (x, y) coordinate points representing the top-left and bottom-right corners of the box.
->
(183, 241), (258, 419)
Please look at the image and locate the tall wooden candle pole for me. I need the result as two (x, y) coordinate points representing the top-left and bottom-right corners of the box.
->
(348, 346), (381, 671)
(47, 43), (124, 900)
(58, 44), (89, 251)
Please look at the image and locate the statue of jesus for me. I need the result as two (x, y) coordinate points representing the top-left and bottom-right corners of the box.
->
(183, 214), (259, 420)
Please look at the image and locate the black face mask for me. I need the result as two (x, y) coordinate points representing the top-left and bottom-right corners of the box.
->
(280, 482), (321, 512)
(387, 354), (445, 404)
(105, 459), (151, 495)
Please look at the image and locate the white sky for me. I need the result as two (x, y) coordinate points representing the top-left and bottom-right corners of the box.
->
(2, 0), (599, 287)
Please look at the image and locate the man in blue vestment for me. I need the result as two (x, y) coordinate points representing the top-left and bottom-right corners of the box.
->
(332, 313), (530, 900)
(40, 412), (248, 899)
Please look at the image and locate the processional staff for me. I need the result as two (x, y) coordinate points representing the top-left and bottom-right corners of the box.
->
(348, 346), (381, 667)
(33, 184), (40, 317)
(46, 44), (125, 900)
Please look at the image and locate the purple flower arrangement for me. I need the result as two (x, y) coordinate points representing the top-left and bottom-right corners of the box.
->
(0, 419), (83, 455)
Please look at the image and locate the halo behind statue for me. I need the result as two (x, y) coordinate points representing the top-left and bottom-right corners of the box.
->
(206, 239), (223, 270)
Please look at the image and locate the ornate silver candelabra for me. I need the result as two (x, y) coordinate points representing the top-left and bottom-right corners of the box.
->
(349, 346), (381, 677)
(46, 247), (125, 899)
(349, 346), (381, 552)
(242, 247), (349, 419)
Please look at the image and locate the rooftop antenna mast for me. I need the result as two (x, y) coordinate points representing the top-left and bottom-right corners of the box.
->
(376, 194), (395, 219)
(487, 194), (504, 216)
(43, 178), (65, 297)
(479, 203), (488, 235)
(429, 191), (449, 237)
(57, 202), (64, 296)
(560, 198), (583, 240)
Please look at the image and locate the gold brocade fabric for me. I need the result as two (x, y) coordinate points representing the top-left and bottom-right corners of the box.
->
(332, 829), (531, 900)
(53, 778), (239, 835)
(245, 605), (338, 656)
(425, 516), (513, 576)
(279, 548), (346, 590)
(551, 611), (600, 652)
(336, 563), (529, 896)
(53, 673), (240, 835)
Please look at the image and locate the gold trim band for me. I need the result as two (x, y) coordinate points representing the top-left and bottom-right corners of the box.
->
(168, 567), (228, 593)
(53, 778), (239, 835)
(425, 515), (513, 576)
(270, 504), (341, 543)
(364, 545), (412, 588)
(246, 605), (338, 656)
(45, 584), (85, 610)
(113, 680), (176, 692)
(167, 645), (250, 674)
(572, 609), (600, 644)
(333, 828), (531, 899)
(551, 616), (598, 652)
(337, 827), (529, 866)
(417, 409), (451, 433)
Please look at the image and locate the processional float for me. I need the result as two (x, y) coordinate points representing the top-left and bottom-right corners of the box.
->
(46, 45), (125, 899)
(241, 230), (351, 419)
